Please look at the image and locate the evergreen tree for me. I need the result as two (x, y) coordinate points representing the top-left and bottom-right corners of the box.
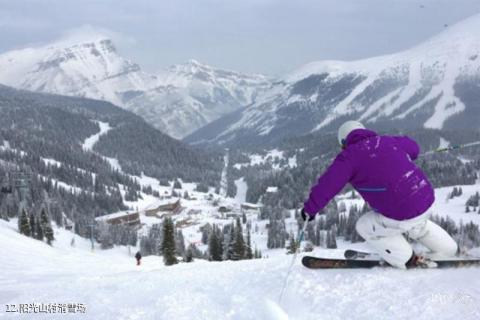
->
(318, 230), (326, 248)
(19, 209), (31, 236)
(208, 224), (223, 261)
(267, 208), (287, 249)
(186, 243), (203, 259)
(232, 217), (245, 260)
(161, 217), (178, 266)
(41, 208), (54, 245)
(29, 212), (36, 238)
(245, 229), (253, 259)
(184, 245), (194, 263)
(286, 232), (298, 254)
(175, 229), (186, 256)
(173, 180), (182, 189)
(304, 241), (314, 252)
(326, 229), (337, 249)
(225, 223), (236, 260)
(257, 249), (262, 259)
(35, 216), (44, 241)
(201, 224), (211, 245)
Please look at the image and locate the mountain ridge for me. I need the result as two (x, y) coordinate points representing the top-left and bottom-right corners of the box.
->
(186, 13), (480, 147)
(0, 37), (270, 139)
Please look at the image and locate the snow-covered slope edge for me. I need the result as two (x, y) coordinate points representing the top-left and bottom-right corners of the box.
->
(186, 13), (480, 147)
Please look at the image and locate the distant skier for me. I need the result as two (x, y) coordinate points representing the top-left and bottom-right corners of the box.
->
(135, 251), (142, 266)
(301, 120), (458, 268)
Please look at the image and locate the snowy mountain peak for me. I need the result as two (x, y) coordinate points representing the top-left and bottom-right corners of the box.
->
(187, 13), (480, 146)
(0, 36), (271, 139)
(419, 12), (480, 48)
(287, 14), (480, 84)
(163, 59), (217, 84)
(0, 36), (152, 106)
(184, 59), (205, 68)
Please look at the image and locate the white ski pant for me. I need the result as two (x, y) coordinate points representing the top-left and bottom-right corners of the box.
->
(356, 211), (458, 269)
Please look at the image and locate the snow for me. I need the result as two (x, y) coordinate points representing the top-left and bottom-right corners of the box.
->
(336, 184), (480, 226)
(0, 140), (9, 151)
(234, 178), (247, 203)
(266, 186), (278, 193)
(2, 136), (480, 319)
(1, 217), (479, 320)
(200, 14), (480, 145)
(104, 156), (122, 172)
(83, 121), (111, 151)
(41, 157), (62, 167)
(439, 137), (450, 149)
(431, 185), (480, 225)
(305, 11), (477, 129)
(38, 175), (86, 195)
(0, 37), (270, 139)
(234, 149), (297, 170)
(0, 140), (26, 157)
(81, 120), (124, 174)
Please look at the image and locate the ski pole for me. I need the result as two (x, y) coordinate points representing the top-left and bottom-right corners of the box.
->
(278, 219), (310, 304)
(420, 140), (480, 157)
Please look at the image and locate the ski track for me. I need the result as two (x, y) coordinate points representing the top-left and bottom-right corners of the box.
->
(82, 121), (111, 152)
(234, 178), (247, 203)
(1, 218), (479, 320)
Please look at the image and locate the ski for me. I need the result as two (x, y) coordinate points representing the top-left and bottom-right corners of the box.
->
(343, 249), (377, 260)
(302, 255), (383, 269)
(302, 254), (480, 269)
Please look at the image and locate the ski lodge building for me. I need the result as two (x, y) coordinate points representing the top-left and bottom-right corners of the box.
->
(95, 199), (183, 227)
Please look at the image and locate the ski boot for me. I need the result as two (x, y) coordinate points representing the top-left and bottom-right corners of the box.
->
(406, 254), (438, 269)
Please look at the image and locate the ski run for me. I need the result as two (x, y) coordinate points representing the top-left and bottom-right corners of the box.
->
(1, 217), (479, 320)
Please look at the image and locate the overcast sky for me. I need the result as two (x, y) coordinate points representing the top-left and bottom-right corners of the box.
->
(1, 0), (479, 76)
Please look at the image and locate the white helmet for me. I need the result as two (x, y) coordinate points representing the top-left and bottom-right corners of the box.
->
(338, 120), (365, 146)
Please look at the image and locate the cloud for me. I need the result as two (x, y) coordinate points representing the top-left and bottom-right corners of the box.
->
(0, 0), (479, 75)
(0, 15), (50, 29)
(56, 25), (136, 47)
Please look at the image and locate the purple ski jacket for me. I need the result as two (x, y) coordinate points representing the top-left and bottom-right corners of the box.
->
(304, 129), (434, 221)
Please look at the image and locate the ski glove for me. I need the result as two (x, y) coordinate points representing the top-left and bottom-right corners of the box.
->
(301, 208), (315, 222)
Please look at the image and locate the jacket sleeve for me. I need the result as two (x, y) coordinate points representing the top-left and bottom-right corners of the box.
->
(303, 152), (353, 216)
(393, 136), (420, 160)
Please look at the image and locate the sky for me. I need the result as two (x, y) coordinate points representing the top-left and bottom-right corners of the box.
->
(1, 0), (479, 76)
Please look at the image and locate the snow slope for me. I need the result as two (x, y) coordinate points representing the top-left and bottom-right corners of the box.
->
(233, 149), (297, 170)
(1, 218), (479, 320)
(126, 60), (271, 138)
(82, 121), (111, 151)
(187, 13), (480, 146)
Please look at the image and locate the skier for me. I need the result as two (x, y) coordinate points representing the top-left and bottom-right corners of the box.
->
(301, 120), (458, 268)
(135, 251), (142, 266)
